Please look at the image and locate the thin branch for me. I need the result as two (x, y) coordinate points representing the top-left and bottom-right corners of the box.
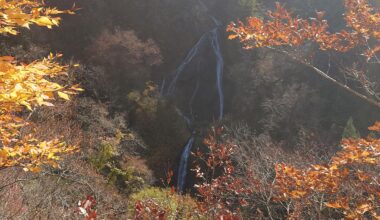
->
(269, 47), (380, 109)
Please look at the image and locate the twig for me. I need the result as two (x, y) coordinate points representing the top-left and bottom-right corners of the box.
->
(269, 47), (380, 109)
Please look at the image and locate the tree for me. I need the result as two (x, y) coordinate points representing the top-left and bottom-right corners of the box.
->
(227, 0), (380, 109)
(342, 116), (361, 139)
(227, 1), (380, 218)
(192, 125), (379, 219)
(193, 127), (257, 219)
(0, 0), (80, 171)
(273, 123), (379, 219)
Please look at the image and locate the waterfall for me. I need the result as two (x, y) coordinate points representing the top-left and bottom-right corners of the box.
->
(159, 79), (166, 95)
(166, 34), (208, 95)
(175, 107), (192, 130)
(189, 80), (200, 119)
(163, 19), (225, 192)
(177, 136), (195, 193)
(210, 28), (224, 120)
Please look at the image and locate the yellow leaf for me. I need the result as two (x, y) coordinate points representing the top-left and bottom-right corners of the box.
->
(47, 152), (55, 159)
(32, 16), (56, 27)
(57, 91), (70, 100)
(20, 101), (32, 110)
(70, 84), (84, 91)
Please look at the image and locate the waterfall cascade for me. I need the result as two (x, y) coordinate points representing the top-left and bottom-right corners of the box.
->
(163, 19), (225, 192)
(211, 27), (224, 120)
(166, 34), (208, 95)
(176, 136), (195, 192)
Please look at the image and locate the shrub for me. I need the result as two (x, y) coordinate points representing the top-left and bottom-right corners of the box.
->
(130, 187), (201, 219)
(127, 82), (159, 120)
(86, 28), (163, 97)
(342, 117), (361, 139)
(89, 128), (153, 195)
(91, 141), (116, 171)
(88, 29), (162, 67)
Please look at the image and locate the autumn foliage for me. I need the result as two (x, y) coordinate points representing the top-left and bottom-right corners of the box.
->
(193, 128), (254, 219)
(227, 0), (380, 59)
(196, 125), (379, 219)
(0, 0), (79, 171)
(274, 126), (380, 219)
(78, 195), (97, 220)
(129, 122), (378, 219)
(0, 0), (74, 35)
(227, 0), (380, 109)
(1, 1), (379, 219)
(226, 3), (380, 216)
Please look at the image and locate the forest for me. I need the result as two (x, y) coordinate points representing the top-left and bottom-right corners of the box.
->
(0, 0), (379, 219)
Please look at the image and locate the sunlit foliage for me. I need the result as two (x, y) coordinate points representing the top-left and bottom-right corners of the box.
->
(227, 0), (380, 59)
(0, 0), (79, 171)
(193, 127), (256, 219)
(132, 187), (200, 219)
(193, 124), (379, 219)
(0, 0), (74, 35)
(224, 1), (380, 218)
(227, 0), (380, 108)
(274, 123), (380, 219)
